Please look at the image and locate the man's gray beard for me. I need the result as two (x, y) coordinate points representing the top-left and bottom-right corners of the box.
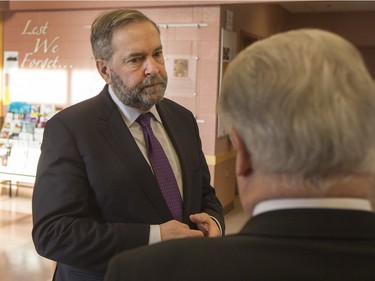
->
(110, 71), (167, 112)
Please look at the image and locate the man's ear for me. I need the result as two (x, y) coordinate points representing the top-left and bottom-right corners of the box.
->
(230, 128), (253, 177)
(96, 59), (112, 84)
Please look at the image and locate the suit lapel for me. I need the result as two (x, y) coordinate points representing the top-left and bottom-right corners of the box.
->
(97, 88), (172, 220)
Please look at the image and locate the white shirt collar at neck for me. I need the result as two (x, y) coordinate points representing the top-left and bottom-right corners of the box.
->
(108, 85), (161, 126)
(253, 198), (372, 217)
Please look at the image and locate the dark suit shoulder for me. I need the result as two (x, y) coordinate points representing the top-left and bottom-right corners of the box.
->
(157, 98), (194, 118)
(106, 211), (375, 281)
(49, 85), (115, 124)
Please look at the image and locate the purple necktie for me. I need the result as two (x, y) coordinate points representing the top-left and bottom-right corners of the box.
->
(136, 113), (183, 221)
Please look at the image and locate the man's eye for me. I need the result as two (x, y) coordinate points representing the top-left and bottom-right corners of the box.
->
(154, 51), (164, 63)
(127, 57), (143, 64)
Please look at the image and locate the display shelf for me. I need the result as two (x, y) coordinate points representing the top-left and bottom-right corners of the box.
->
(0, 137), (40, 197)
(0, 165), (36, 197)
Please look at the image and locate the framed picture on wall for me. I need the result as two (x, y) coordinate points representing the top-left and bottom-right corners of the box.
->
(164, 55), (198, 98)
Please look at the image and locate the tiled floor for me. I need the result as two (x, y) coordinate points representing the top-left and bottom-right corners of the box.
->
(0, 193), (247, 281)
(0, 195), (56, 281)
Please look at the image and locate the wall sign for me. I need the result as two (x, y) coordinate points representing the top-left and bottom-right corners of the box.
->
(19, 19), (64, 69)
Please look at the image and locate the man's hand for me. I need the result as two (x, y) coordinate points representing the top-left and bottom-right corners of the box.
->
(160, 220), (204, 241)
(189, 213), (221, 237)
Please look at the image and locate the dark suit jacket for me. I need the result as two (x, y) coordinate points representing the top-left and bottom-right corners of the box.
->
(105, 208), (375, 281)
(31, 85), (224, 281)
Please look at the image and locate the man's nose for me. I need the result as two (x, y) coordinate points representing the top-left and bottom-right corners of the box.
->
(144, 58), (160, 76)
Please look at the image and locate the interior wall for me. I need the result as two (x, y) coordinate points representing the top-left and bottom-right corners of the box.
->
(4, 2), (374, 211)
(286, 11), (375, 78)
(210, 4), (375, 211)
(2, 5), (221, 154)
(1, 5), (231, 207)
(223, 3), (289, 43)
(216, 3), (289, 155)
(210, 3), (290, 211)
(0, 12), (3, 122)
(214, 4), (290, 157)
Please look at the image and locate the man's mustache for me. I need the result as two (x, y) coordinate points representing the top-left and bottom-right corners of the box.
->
(140, 76), (167, 89)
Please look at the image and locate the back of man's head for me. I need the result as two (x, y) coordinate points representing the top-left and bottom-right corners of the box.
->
(219, 29), (375, 183)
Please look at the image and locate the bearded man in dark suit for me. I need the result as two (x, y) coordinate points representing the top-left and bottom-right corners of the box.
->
(32, 9), (224, 281)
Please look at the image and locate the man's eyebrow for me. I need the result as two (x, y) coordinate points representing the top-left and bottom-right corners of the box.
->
(126, 51), (145, 57)
(123, 46), (163, 62)
(155, 46), (163, 52)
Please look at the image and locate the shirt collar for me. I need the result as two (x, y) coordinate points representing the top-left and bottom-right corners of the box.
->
(108, 85), (162, 126)
(252, 198), (372, 217)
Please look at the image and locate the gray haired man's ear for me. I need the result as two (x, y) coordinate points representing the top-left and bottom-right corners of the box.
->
(230, 128), (253, 177)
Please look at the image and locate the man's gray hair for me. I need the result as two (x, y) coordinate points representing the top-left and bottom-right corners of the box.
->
(219, 28), (375, 181)
(90, 9), (160, 61)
